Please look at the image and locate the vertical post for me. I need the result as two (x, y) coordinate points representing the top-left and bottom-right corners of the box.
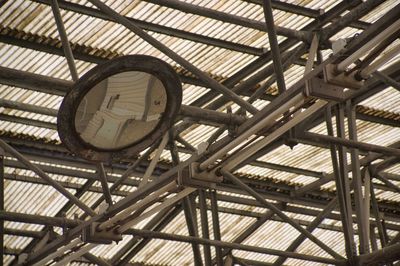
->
(369, 225), (378, 252)
(182, 196), (203, 266)
(169, 135), (203, 266)
(0, 147), (4, 263)
(198, 189), (212, 265)
(369, 175), (388, 247)
(325, 105), (356, 262)
(346, 100), (369, 254)
(210, 190), (223, 266)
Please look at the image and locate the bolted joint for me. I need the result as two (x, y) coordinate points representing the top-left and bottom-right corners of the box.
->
(82, 222), (122, 244)
(177, 162), (223, 189)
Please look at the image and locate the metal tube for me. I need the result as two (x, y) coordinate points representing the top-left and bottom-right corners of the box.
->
(139, 133), (169, 187)
(50, 0), (79, 81)
(182, 196), (203, 266)
(87, 0), (258, 115)
(98, 181), (176, 231)
(117, 188), (196, 233)
(337, 19), (400, 72)
(222, 100), (327, 170)
(262, 0), (286, 94)
(273, 198), (337, 266)
(334, 104), (356, 261)
(302, 132), (400, 157)
(210, 190), (223, 266)
(116, 205), (182, 266)
(125, 228), (346, 265)
(143, 0), (311, 41)
(372, 71), (400, 92)
(0, 139), (96, 217)
(199, 93), (304, 170)
(32, 238), (83, 266)
(0, 148), (3, 262)
(356, 242), (400, 265)
(199, 189), (212, 265)
(51, 243), (97, 266)
(346, 101), (369, 254)
(220, 169), (345, 260)
(97, 163), (113, 206)
(0, 98), (58, 117)
(180, 105), (246, 126)
(360, 44), (400, 78)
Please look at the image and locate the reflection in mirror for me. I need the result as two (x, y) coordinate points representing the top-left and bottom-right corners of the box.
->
(75, 71), (167, 150)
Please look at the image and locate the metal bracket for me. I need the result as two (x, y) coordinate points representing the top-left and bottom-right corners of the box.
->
(305, 77), (346, 102)
(177, 162), (223, 189)
(323, 63), (364, 89)
(81, 222), (122, 244)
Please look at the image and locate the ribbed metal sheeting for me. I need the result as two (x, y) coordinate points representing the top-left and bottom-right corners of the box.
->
(1, 0), (400, 265)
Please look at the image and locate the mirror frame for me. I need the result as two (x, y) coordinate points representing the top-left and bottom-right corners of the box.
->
(58, 55), (182, 162)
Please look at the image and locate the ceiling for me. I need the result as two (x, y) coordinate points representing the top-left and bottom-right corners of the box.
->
(0, 0), (400, 265)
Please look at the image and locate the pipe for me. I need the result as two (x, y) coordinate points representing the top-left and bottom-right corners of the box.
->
(360, 44), (400, 79)
(222, 100), (327, 171)
(125, 228), (346, 265)
(0, 139), (96, 217)
(98, 181), (177, 231)
(50, 0), (79, 81)
(336, 19), (400, 72)
(199, 93), (304, 170)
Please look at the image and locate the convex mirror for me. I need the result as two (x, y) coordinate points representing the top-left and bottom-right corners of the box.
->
(58, 55), (182, 161)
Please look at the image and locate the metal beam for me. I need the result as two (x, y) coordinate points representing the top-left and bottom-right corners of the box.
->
(30, 0), (263, 56)
(124, 228), (346, 265)
(262, 0), (286, 94)
(0, 139), (96, 217)
(356, 242), (400, 265)
(210, 190), (223, 266)
(272, 198), (337, 265)
(0, 147), (4, 263)
(142, 0), (311, 42)
(220, 170), (345, 260)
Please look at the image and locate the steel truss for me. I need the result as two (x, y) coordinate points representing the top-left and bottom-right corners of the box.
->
(1, 0), (400, 265)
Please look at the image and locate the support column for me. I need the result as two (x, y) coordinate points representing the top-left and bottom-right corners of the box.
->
(199, 189), (212, 265)
(325, 105), (356, 262)
(346, 101), (370, 254)
(0, 147), (4, 263)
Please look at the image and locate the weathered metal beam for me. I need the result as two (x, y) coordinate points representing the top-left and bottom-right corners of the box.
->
(301, 132), (400, 157)
(356, 242), (400, 265)
(114, 205), (182, 265)
(262, 0), (287, 94)
(210, 190), (223, 266)
(50, 0), (78, 81)
(326, 105), (355, 261)
(142, 0), (312, 42)
(0, 139), (96, 217)
(199, 189), (212, 265)
(0, 147), (4, 262)
(220, 170), (345, 260)
(30, 0), (263, 56)
(272, 198), (337, 265)
(124, 228), (346, 265)
(347, 101), (370, 254)
(243, 0), (371, 30)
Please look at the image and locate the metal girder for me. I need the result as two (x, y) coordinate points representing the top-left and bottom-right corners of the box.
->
(142, 0), (312, 42)
(124, 228), (346, 265)
(29, 0), (263, 56)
